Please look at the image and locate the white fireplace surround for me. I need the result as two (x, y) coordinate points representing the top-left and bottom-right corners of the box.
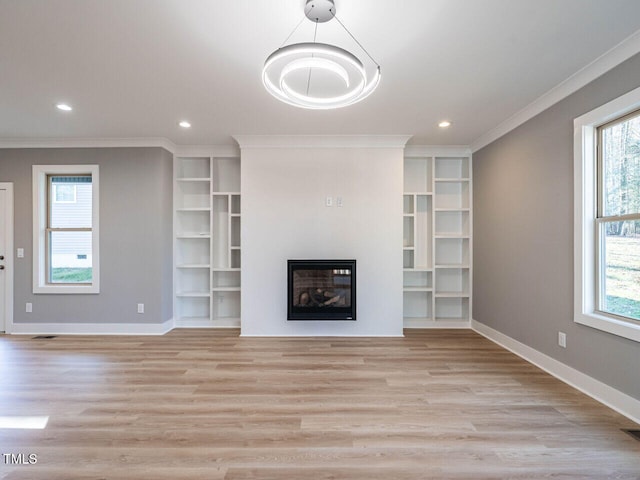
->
(235, 135), (410, 336)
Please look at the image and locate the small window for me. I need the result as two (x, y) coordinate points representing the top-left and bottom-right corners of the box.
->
(596, 111), (640, 323)
(33, 165), (99, 294)
(47, 175), (93, 284)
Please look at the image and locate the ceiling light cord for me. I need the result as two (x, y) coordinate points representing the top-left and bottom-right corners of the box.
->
(306, 19), (319, 95)
(330, 12), (381, 69)
(279, 13), (308, 49)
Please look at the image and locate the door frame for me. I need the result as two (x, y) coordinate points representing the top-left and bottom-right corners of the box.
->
(0, 182), (14, 333)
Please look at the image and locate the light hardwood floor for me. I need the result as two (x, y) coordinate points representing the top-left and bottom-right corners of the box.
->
(0, 329), (639, 479)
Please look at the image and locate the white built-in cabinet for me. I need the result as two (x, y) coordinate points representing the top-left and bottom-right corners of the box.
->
(174, 150), (468, 329)
(403, 153), (472, 327)
(174, 155), (241, 327)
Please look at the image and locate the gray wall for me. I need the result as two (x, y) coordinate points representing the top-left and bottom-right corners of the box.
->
(473, 52), (640, 400)
(0, 147), (173, 325)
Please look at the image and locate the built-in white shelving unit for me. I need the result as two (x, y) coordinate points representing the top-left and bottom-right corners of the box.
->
(174, 155), (241, 328)
(403, 152), (472, 328)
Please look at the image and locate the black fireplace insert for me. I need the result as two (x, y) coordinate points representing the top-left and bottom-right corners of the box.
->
(287, 259), (356, 321)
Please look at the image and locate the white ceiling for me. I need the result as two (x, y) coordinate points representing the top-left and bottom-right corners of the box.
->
(2, 0), (640, 147)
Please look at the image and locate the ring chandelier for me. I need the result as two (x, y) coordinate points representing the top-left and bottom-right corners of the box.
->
(262, 0), (381, 110)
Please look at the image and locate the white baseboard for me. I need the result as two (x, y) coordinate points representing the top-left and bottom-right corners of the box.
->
(9, 318), (175, 335)
(403, 318), (470, 329)
(471, 319), (640, 425)
(174, 317), (240, 328)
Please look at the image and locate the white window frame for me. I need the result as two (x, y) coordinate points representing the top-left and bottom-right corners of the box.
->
(33, 165), (100, 294)
(574, 85), (640, 342)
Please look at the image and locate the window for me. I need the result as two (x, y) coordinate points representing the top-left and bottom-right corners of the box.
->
(596, 111), (640, 322)
(574, 86), (640, 342)
(33, 165), (99, 294)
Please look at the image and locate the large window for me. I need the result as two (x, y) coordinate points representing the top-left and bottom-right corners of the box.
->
(596, 111), (640, 322)
(33, 165), (99, 294)
(574, 86), (640, 342)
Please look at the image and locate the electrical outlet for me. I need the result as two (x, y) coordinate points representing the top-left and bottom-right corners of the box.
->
(558, 331), (567, 348)
(325, 196), (333, 207)
(17, 248), (24, 258)
(336, 196), (343, 207)
(137, 303), (144, 314)
(26, 302), (32, 313)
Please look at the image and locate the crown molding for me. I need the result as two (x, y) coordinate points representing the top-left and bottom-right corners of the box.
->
(404, 145), (471, 158)
(0, 137), (241, 157)
(233, 135), (412, 149)
(0, 137), (177, 151)
(172, 144), (240, 157)
(471, 28), (640, 153)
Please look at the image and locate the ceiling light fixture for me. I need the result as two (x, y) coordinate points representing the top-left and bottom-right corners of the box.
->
(178, 121), (191, 128)
(438, 121), (451, 128)
(262, 0), (381, 110)
(56, 103), (72, 111)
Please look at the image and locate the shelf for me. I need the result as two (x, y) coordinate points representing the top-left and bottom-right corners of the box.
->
(403, 287), (433, 292)
(176, 234), (211, 239)
(434, 296), (469, 321)
(176, 292), (211, 298)
(404, 157), (433, 192)
(434, 180), (470, 210)
(435, 238), (470, 266)
(434, 234), (470, 239)
(211, 157), (240, 192)
(212, 287), (241, 292)
(435, 292), (470, 298)
(175, 156), (241, 328)
(212, 290), (241, 322)
(175, 294), (210, 323)
(176, 157), (211, 179)
(403, 288), (432, 321)
(435, 157), (469, 179)
(403, 154), (471, 324)
(434, 208), (471, 212)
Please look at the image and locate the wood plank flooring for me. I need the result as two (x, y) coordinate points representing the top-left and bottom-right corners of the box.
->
(0, 329), (639, 479)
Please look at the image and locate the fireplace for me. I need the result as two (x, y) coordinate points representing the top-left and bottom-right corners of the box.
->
(287, 260), (356, 321)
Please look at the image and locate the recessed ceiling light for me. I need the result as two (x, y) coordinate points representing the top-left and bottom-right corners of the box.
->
(56, 103), (72, 111)
(178, 121), (191, 128)
(438, 121), (451, 128)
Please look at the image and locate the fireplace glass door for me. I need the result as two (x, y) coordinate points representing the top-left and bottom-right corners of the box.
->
(287, 260), (356, 320)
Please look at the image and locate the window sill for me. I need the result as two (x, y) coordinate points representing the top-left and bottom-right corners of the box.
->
(33, 285), (99, 295)
(575, 311), (640, 343)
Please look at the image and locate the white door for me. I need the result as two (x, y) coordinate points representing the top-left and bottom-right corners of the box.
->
(0, 183), (13, 333)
